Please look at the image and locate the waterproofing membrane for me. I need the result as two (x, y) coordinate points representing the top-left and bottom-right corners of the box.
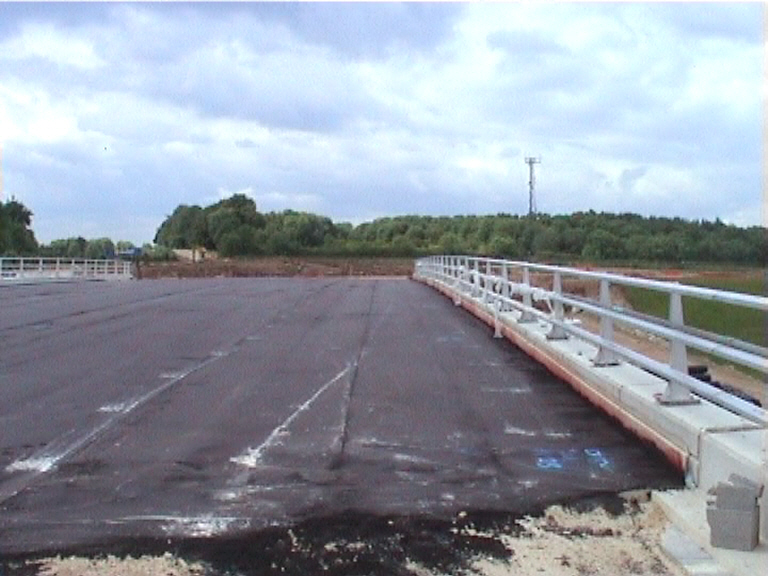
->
(0, 278), (681, 559)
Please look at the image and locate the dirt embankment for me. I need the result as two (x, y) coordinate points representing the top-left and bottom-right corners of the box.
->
(136, 257), (414, 279)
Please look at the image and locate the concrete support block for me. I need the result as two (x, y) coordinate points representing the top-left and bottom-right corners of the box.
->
(710, 475), (763, 511)
(763, 485), (768, 544)
(706, 507), (760, 551)
(706, 474), (763, 551)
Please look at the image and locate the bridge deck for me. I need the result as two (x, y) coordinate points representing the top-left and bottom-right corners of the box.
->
(0, 278), (681, 556)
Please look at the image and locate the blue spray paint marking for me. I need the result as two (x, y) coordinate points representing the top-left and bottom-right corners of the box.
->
(534, 448), (613, 472)
(536, 456), (563, 470)
(535, 449), (578, 470)
(584, 448), (612, 470)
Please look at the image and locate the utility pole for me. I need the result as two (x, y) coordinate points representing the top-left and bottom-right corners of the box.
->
(524, 156), (540, 216)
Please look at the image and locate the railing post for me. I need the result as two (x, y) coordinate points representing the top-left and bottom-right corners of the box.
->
(451, 257), (462, 305)
(546, 271), (568, 340)
(501, 262), (511, 311)
(593, 279), (620, 366)
(465, 257), (471, 294)
(518, 266), (536, 323)
(452, 256), (459, 283)
(471, 259), (480, 298)
(658, 291), (698, 405)
(493, 296), (503, 339)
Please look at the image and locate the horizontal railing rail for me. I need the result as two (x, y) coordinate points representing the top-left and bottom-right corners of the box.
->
(0, 257), (132, 282)
(414, 255), (767, 426)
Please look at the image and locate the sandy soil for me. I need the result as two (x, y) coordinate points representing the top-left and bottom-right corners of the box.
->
(35, 554), (205, 576)
(32, 498), (685, 576)
(462, 499), (686, 576)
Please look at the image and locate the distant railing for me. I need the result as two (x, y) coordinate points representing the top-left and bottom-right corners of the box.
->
(0, 257), (133, 282)
(414, 255), (767, 426)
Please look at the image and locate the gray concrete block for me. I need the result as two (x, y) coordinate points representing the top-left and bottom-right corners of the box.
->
(707, 506), (760, 551)
(713, 484), (761, 511)
(728, 474), (762, 492)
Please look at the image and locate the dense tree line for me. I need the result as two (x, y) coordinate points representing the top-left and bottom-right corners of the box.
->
(3, 195), (765, 266)
(0, 199), (38, 255)
(154, 195), (766, 266)
(37, 237), (139, 260)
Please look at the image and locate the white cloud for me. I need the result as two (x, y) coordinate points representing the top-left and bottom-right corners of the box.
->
(0, 2), (761, 244)
(0, 22), (105, 70)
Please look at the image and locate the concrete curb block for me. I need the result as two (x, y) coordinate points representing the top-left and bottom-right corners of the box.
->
(661, 523), (735, 576)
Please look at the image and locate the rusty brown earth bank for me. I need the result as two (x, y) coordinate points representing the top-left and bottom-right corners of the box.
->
(137, 257), (415, 279)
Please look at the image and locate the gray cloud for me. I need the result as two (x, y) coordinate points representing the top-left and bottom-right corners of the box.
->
(244, 2), (462, 59)
(0, 2), (111, 35)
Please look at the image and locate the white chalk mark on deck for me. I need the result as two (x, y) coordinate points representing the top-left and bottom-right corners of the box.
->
(2, 349), (231, 501)
(231, 364), (353, 468)
(113, 515), (251, 537)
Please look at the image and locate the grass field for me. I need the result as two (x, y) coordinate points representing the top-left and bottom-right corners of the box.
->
(623, 271), (765, 348)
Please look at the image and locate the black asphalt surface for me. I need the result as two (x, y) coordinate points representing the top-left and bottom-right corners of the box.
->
(0, 278), (681, 564)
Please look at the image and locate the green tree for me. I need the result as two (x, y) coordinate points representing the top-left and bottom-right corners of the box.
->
(581, 229), (625, 261)
(85, 238), (116, 259)
(488, 236), (519, 258)
(0, 199), (38, 255)
(438, 232), (464, 255)
(154, 204), (209, 249)
(67, 237), (87, 258)
(206, 208), (241, 248)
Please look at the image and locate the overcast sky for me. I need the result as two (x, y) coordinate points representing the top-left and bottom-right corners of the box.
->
(0, 2), (763, 245)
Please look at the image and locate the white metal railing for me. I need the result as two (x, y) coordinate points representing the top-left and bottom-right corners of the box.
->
(414, 255), (767, 426)
(0, 257), (133, 282)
